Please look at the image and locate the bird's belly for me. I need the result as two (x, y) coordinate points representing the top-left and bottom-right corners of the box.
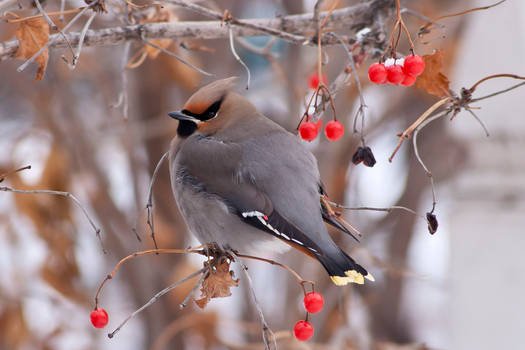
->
(174, 182), (290, 255)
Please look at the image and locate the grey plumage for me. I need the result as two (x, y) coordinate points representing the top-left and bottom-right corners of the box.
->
(168, 77), (373, 286)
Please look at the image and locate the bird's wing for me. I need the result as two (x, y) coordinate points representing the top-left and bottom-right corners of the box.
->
(175, 133), (327, 256)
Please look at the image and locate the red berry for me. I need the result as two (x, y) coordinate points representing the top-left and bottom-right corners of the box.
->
(324, 120), (344, 141)
(386, 64), (404, 85)
(400, 73), (416, 87)
(368, 63), (387, 84)
(403, 55), (425, 76)
(303, 292), (324, 313)
(293, 320), (314, 341)
(308, 73), (327, 89)
(90, 308), (109, 329)
(299, 121), (318, 141)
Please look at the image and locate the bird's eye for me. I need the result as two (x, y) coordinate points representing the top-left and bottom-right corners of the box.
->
(200, 99), (222, 121)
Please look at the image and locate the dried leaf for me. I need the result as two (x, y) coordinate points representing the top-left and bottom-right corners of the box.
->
(415, 51), (451, 98)
(194, 259), (239, 308)
(15, 18), (49, 82)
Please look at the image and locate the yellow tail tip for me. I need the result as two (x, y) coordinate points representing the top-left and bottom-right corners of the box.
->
(330, 269), (375, 286)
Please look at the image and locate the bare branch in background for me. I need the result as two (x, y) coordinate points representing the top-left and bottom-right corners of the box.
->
(145, 151), (169, 249)
(1, 1), (381, 61)
(0, 186), (105, 252)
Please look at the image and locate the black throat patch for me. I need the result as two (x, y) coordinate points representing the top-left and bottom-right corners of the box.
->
(177, 120), (198, 137)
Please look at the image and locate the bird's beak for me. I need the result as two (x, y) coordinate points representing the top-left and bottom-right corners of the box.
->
(168, 110), (199, 123)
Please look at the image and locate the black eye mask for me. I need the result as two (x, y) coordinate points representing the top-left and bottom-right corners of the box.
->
(181, 97), (223, 122)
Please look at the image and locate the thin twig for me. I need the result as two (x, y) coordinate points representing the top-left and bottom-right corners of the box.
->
(179, 269), (208, 309)
(70, 11), (96, 68)
(0, 165), (31, 183)
(145, 151), (169, 249)
(33, 0), (76, 60)
(228, 24), (250, 90)
(327, 201), (420, 216)
(108, 267), (207, 339)
(140, 32), (213, 77)
(0, 186), (105, 252)
(5, 7), (85, 23)
(467, 73), (525, 94)
(17, 1), (97, 73)
(401, 8), (443, 26)
(94, 247), (205, 307)
(470, 81), (525, 103)
(419, 0), (506, 35)
(235, 253), (314, 294)
(412, 111), (450, 212)
(389, 97), (451, 162)
(231, 252), (277, 350)
(33, 0), (58, 30)
(464, 107), (490, 137)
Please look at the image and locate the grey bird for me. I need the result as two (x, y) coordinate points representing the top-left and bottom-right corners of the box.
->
(168, 77), (373, 286)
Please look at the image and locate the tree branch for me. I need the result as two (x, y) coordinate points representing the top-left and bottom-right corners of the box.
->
(0, 1), (380, 62)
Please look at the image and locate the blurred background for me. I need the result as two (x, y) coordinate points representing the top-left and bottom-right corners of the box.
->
(1, 0), (524, 349)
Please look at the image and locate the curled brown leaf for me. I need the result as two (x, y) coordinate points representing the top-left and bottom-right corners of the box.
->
(415, 51), (451, 98)
(14, 18), (49, 82)
(194, 258), (239, 309)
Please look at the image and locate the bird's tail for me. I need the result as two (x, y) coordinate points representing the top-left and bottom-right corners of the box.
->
(317, 248), (374, 286)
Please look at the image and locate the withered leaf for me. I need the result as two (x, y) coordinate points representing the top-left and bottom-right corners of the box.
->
(194, 259), (239, 309)
(415, 51), (451, 98)
(15, 18), (49, 82)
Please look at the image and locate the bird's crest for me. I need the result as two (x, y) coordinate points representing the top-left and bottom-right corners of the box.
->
(183, 77), (238, 115)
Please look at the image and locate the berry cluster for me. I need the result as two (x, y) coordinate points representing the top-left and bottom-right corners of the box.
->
(90, 308), (109, 329)
(368, 54), (425, 87)
(299, 118), (345, 142)
(293, 291), (324, 342)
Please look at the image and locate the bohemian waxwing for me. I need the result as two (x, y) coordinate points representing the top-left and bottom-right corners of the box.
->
(168, 77), (373, 286)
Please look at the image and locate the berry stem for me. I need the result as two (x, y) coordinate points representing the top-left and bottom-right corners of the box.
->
(467, 73), (525, 94)
(108, 266), (208, 339)
(94, 246), (207, 308)
(389, 97), (451, 162)
(380, 0), (415, 61)
(235, 253), (315, 295)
